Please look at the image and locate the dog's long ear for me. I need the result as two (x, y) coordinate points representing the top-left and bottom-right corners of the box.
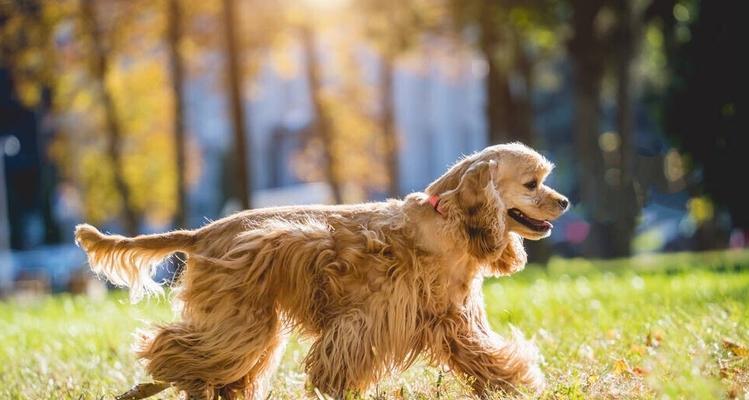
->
(443, 160), (505, 260)
(485, 232), (527, 276)
(425, 157), (474, 196)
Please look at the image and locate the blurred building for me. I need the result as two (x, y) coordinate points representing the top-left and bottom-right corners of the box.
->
(182, 38), (489, 225)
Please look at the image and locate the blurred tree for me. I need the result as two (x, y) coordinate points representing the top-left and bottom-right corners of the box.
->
(79, 0), (140, 235)
(0, 1), (62, 245)
(177, 0), (282, 213)
(166, 0), (188, 227)
(355, 0), (438, 197)
(452, 0), (511, 144)
(604, 0), (659, 257)
(0, 1), (56, 107)
(299, 24), (343, 204)
(327, 29), (389, 200)
(3, 0), (184, 231)
(664, 1), (749, 236)
(380, 55), (399, 197)
(566, 0), (683, 257)
(566, 0), (608, 257)
(282, 3), (389, 203)
(446, 0), (555, 145)
(220, 0), (252, 209)
(565, 0), (655, 257)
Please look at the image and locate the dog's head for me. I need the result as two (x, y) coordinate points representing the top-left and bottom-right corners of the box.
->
(490, 145), (569, 240)
(426, 143), (568, 266)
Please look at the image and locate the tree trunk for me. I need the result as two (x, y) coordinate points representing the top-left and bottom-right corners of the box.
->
(609, 0), (640, 257)
(480, 49), (514, 145)
(299, 25), (343, 204)
(512, 34), (535, 146)
(483, 49), (507, 145)
(573, 66), (608, 257)
(479, 9), (532, 147)
(167, 0), (187, 227)
(568, 0), (608, 257)
(79, 0), (138, 235)
(567, 0), (644, 258)
(478, 4), (513, 145)
(380, 54), (400, 198)
(37, 87), (61, 243)
(221, 0), (251, 209)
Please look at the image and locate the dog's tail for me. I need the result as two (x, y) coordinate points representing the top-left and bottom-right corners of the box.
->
(74, 223), (196, 302)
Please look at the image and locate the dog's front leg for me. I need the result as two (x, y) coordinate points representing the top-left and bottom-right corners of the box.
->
(440, 312), (545, 397)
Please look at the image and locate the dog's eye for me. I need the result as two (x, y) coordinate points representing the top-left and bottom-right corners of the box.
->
(524, 180), (538, 190)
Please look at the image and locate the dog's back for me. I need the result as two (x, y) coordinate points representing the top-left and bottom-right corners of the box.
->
(74, 201), (400, 302)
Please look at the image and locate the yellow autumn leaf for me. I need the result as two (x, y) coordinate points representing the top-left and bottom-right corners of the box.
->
(613, 358), (630, 375)
(630, 344), (646, 355)
(723, 339), (749, 357)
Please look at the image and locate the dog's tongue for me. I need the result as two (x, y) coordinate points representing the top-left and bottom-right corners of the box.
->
(537, 220), (553, 230)
(525, 216), (552, 230)
(510, 208), (552, 231)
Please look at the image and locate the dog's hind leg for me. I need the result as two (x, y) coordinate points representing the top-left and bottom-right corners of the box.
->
(137, 307), (282, 399)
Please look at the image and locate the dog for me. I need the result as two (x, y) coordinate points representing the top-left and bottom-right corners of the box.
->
(75, 142), (569, 399)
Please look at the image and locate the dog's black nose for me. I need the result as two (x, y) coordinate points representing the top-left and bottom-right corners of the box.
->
(558, 198), (569, 210)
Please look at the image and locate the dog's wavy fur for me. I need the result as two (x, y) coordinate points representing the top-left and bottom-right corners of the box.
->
(75, 143), (568, 399)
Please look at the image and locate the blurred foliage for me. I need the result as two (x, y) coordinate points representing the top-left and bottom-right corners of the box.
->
(1, 0), (746, 254)
(356, 0), (444, 57)
(663, 0), (749, 230)
(283, 3), (395, 202)
(291, 26), (389, 201)
(1, 0), (194, 227)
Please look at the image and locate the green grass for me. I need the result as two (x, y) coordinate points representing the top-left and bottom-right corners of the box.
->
(2, 250), (749, 399)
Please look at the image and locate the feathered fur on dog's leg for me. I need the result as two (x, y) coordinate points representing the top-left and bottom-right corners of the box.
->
(137, 310), (281, 398)
(445, 327), (544, 397)
(305, 314), (380, 398)
(74, 223), (195, 302)
(436, 284), (544, 397)
(212, 325), (288, 400)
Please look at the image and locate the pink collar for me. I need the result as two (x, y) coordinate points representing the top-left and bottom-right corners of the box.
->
(428, 194), (444, 217)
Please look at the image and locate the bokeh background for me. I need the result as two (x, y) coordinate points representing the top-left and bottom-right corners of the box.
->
(0, 0), (747, 294)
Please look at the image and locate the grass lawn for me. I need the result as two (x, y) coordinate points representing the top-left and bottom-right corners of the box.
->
(1, 250), (748, 399)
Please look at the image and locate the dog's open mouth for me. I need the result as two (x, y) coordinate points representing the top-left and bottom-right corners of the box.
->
(508, 208), (553, 232)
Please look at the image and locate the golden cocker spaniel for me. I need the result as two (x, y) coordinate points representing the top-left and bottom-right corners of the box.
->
(75, 142), (569, 399)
